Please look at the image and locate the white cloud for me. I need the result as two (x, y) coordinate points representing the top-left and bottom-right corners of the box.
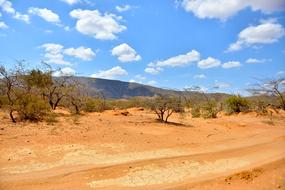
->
(246, 58), (269, 64)
(194, 74), (206, 79)
(147, 80), (157, 86)
(0, 0), (15, 14)
(155, 50), (200, 67)
(41, 43), (70, 65)
(111, 43), (141, 62)
(213, 80), (230, 89)
(180, 0), (285, 20)
(198, 57), (221, 69)
(116, 5), (132, 12)
(144, 67), (162, 75)
(129, 74), (146, 84)
(222, 61), (241, 69)
(64, 46), (95, 61)
(91, 66), (128, 79)
(70, 9), (126, 40)
(53, 67), (76, 77)
(184, 85), (208, 93)
(227, 19), (285, 52)
(41, 43), (95, 65)
(13, 12), (30, 23)
(28, 7), (60, 23)
(61, 0), (79, 5)
(0, 21), (8, 29)
(0, 0), (30, 23)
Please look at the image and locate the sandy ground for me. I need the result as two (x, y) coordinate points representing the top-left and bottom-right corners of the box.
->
(0, 108), (285, 190)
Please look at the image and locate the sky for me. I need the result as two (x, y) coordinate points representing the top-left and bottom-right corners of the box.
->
(0, 0), (285, 94)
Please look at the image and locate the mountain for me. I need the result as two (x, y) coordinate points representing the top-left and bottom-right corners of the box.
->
(72, 77), (231, 101)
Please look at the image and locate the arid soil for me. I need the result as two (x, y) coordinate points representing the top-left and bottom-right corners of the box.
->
(0, 108), (285, 190)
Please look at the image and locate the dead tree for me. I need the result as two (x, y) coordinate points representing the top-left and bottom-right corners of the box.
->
(248, 78), (285, 110)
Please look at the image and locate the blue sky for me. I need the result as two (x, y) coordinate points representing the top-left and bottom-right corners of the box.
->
(0, 0), (285, 94)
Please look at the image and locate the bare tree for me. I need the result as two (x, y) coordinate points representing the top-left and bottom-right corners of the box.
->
(66, 81), (87, 114)
(43, 76), (71, 110)
(248, 78), (285, 110)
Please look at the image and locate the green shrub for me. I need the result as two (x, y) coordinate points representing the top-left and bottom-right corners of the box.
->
(17, 94), (50, 121)
(225, 95), (250, 114)
(147, 96), (183, 122)
(201, 101), (218, 119)
(83, 97), (106, 112)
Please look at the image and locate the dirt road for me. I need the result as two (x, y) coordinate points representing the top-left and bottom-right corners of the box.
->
(0, 109), (285, 189)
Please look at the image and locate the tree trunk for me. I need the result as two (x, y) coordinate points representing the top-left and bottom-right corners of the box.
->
(9, 110), (16, 123)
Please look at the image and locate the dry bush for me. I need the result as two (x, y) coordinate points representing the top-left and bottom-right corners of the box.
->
(225, 95), (250, 114)
(17, 94), (50, 121)
(190, 106), (201, 118)
(82, 97), (106, 112)
(45, 113), (59, 125)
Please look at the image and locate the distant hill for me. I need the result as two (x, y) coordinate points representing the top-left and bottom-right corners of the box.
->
(71, 77), (231, 101)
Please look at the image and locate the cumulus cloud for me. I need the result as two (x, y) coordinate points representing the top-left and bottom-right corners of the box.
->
(41, 43), (70, 65)
(227, 19), (285, 52)
(245, 58), (269, 64)
(0, 0), (15, 14)
(0, 0), (30, 23)
(155, 50), (200, 67)
(111, 43), (141, 62)
(70, 9), (126, 40)
(144, 67), (162, 75)
(53, 67), (76, 77)
(41, 43), (95, 65)
(64, 46), (95, 61)
(28, 7), (60, 23)
(0, 21), (8, 29)
(222, 61), (241, 68)
(145, 50), (200, 74)
(180, 0), (285, 20)
(91, 66), (128, 79)
(116, 5), (132, 12)
(194, 74), (206, 79)
(198, 57), (221, 69)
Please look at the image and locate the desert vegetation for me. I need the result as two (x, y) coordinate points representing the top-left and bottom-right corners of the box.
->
(0, 63), (285, 124)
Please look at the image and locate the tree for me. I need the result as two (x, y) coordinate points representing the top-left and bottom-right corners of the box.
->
(248, 78), (285, 110)
(185, 86), (218, 118)
(65, 81), (87, 114)
(0, 63), (52, 122)
(43, 76), (71, 110)
(148, 95), (183, 123)
(0, 65), (24, 122)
